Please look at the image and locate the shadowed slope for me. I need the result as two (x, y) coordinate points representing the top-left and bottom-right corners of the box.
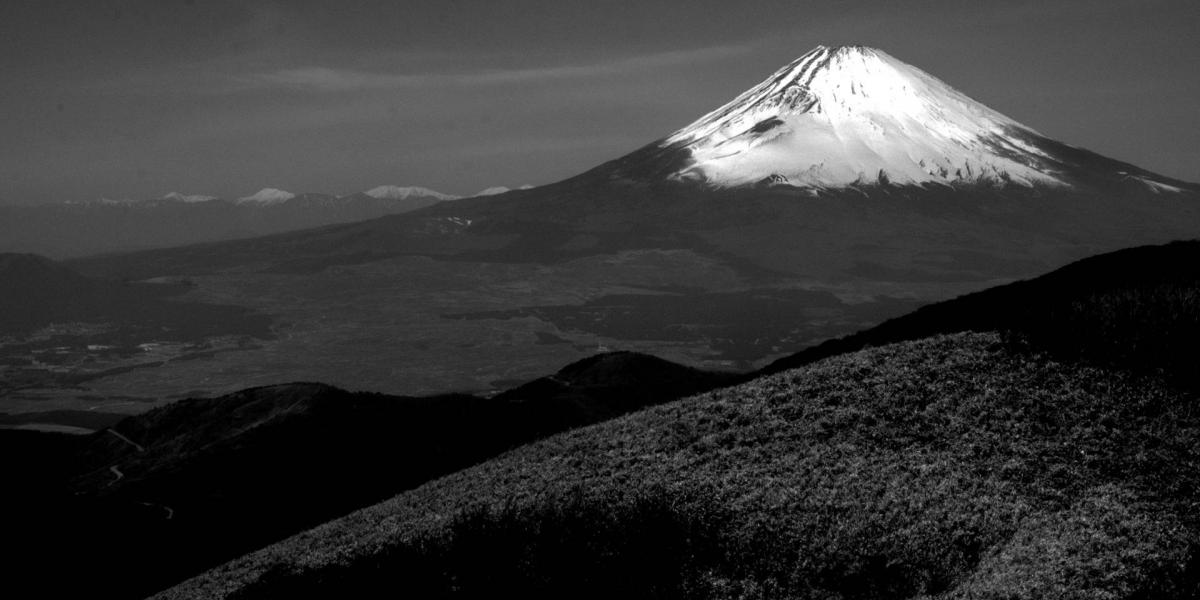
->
(761, 239), (1200, 389)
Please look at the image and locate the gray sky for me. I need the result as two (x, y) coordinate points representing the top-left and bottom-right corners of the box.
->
(2, 0), (1197, 203)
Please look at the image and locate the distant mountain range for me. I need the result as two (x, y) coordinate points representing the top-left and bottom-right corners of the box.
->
(0, 186), (473, 258)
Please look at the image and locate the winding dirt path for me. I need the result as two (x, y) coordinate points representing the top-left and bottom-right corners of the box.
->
(141, 502), (175, 520)
(102, 428), (175, 518)
(106, 428), (145, 453)
(106, 465), (124, 487)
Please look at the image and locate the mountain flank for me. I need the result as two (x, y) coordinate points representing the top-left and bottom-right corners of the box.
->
(762, 239), (1200, 390)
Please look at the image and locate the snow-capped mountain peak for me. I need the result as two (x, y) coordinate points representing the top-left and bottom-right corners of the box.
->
(363, 185), (459, 201)
(66, 196), (138, 206)
(660, 45), (1066, 189)
(236, 188), (295, 205)
(160, 192), (218, 203)
(475, 184), (536, 197)
(476, 186), (512, 196)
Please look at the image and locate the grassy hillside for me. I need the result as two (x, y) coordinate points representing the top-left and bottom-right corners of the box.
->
(4, 352), (733, 599)
(158, 332), (1200, 599)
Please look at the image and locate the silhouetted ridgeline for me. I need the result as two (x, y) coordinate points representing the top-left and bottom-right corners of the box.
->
(762, 240), (1200, 390)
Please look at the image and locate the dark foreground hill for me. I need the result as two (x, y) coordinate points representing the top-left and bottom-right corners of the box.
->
(158, 332), (1200, 599)
(2, 353), (734, 599)
(762, 239), (1200, 390)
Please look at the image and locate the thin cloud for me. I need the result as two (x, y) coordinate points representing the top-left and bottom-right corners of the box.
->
(251, 43), (754, 92)
(255, 67), (423, 91)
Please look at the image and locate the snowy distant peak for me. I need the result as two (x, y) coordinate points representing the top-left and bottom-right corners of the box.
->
(661, 45), (1067, 189)
(1118, 172), (1187, 194)
(236, 188), (295, 205)
(67, 196), (137, 206)
(475, 184), (535, 197)
(364, 185), (459, 201)
(160, 192), (218, 203)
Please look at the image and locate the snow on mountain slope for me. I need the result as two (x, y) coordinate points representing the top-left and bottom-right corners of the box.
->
(475, 185), (536, 197)
(1116, 172), (1186, 194)
(363, 185), (459, 201)
(476, 186), (513, 196)
(661, 45), (1070, 189)
(161, 192), (218, 203)
(66, 197), (138, 206)
(236, 188), (295, 206)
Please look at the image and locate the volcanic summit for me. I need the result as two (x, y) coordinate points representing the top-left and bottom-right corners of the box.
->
(608, 45), (1192, 194)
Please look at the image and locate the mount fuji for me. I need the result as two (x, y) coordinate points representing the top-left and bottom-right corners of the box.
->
(76, 44), (1200, 278)
(606, 45), (1193, 195)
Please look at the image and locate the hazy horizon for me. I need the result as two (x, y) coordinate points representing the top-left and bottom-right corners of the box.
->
(3, 0), (1198, 204)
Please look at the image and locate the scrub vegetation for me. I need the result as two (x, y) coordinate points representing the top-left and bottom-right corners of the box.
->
(174, 332), (1200, 599)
